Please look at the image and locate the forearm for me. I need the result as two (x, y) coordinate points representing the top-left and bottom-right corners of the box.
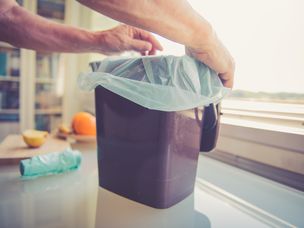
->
(0, 3), (97, 53)
(0, 0), (234, 86)
(77, 0), (215, 49)
(77, 0), (235, 87)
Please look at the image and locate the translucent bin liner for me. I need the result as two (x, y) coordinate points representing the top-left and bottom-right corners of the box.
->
(79, 55), (230, 111)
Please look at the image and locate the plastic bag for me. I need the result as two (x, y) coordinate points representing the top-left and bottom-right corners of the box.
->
(78, 55), (230, 111)
(20, 149), (82, 179)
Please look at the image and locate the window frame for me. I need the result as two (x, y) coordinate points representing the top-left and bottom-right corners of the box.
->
(206, 100), (304, 190)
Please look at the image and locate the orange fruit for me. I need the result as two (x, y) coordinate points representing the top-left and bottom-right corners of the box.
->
(72, 112), (96, 136)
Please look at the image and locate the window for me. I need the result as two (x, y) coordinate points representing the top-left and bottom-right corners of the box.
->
(154, 0), (304, 189)
(157, 0), (304, 98)
(155, 0), (304, 128)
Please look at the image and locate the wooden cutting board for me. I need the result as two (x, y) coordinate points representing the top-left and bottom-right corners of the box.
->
(0, 134), (70, 165)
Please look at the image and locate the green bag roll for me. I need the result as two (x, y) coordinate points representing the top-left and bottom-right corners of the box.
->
(20, 149), (82, 178)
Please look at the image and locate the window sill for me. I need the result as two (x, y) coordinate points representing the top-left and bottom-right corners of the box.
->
(221, 99), (304, 134)
(207, 100), (304, 190)
(221, 117), (304, 136)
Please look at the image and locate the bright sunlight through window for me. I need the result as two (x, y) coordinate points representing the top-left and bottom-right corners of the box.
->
(155, 0), (304, 104)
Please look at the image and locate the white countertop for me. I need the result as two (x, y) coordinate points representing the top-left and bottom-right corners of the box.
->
(0, 144), (303, 228)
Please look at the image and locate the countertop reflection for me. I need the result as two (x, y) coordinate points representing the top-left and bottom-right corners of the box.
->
(96, 188), (210, 228)
(0, 148), (272, 228)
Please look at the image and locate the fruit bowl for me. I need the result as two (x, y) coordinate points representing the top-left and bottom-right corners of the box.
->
(56, 112), (97, 143)
(56, 131), (96, 143)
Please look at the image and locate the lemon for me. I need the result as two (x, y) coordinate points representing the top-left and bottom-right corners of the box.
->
(22, 129), (48, 148)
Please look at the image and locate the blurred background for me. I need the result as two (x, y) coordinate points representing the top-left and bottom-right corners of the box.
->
(0, 0), (303, 190)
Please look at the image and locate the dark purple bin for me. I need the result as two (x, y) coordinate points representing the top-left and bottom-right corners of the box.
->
(94, 85), (220, 209)
(91, 59), (221, 208)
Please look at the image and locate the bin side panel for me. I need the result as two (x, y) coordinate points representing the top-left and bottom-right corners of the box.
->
(95, 86), (201, 208)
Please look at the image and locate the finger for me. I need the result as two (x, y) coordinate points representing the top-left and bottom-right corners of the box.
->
(148, 47), (157, 55)
(129, 39), (153, 53)
(134, 29), (163, 51)
(219, 72), (234, 88)
(141, 50), (148, 56)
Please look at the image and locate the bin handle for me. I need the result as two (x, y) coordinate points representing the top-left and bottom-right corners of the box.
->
(199, 103), (221, 152)
(194, 107), (202, 127)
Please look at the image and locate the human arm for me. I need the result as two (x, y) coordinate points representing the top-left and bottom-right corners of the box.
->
(77, 0), (234, 87)
(0, 0), (162, 54)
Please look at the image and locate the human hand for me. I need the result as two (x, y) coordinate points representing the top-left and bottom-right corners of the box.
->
(94, 24), (163, 55)
(186, 37), (235, 88)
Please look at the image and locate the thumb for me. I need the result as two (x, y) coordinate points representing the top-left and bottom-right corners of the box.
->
(128, 39), (152, 53)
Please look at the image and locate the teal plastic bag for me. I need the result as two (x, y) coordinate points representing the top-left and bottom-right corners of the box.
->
(20, 149), (82, 178)
(78, 55), (230, 111)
